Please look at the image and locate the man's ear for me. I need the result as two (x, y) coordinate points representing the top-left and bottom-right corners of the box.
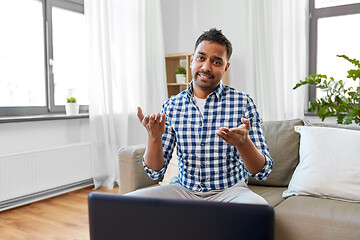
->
(225, 62), (230, 71)
(190, 54), (194, 68)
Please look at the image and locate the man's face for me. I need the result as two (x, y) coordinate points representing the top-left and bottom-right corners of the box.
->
(190, 40), (230, 95)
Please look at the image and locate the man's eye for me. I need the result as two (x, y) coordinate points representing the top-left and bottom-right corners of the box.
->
(214, 61), (222, 66)
(197, 56), (204, 61)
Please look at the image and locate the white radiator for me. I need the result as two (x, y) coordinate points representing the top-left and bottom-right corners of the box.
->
(0, 143), (92, 208)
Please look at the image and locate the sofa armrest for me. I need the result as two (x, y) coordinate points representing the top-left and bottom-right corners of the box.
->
(118, 144), (161, 194)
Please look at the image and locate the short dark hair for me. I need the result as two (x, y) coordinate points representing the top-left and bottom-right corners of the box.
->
(194, 28), (233, 60)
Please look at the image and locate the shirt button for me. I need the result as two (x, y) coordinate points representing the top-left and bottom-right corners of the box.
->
(201, 143), (205, 146)
(201, 164), (204, 167)
(199, 123), (202, 126)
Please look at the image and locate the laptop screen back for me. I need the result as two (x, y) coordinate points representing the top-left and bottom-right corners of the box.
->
(88, 192), (274, 240)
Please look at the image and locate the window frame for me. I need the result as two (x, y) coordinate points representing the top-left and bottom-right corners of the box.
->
(308, 0), (360, 104)
(0, 0), (86, 117)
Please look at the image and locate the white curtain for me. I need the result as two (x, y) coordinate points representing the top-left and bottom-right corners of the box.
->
(244, 0), (309, 121)
(85, 0), (167, 189)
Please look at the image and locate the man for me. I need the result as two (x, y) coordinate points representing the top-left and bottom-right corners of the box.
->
(130, 28), (272, 204)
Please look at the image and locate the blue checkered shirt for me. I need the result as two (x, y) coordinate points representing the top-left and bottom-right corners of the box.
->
(143, 82), (273, 192)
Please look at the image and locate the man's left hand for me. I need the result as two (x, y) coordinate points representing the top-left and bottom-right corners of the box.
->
(216, 118), (251, 148)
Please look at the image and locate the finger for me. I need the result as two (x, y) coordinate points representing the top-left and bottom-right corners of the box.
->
(155, 113), (161, 123)
(229, 128), (246, 135)
(160, 113), (166, 126)
(137, 107), (144, 122)
(216, 130), (226, 139)
(142, 115), (150, 126)
(216, 130), (231, 141)
(149, 114), (156, 126)
(219, 127), (230, 135)
(241, 118), (251, 130)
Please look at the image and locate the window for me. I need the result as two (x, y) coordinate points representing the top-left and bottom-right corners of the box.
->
(0, 0), (87, 117)
(50, 2), (88, 107)
(309, 0), (360, 102)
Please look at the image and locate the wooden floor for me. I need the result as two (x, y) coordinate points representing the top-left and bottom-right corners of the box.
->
(0, 186), (119, 240)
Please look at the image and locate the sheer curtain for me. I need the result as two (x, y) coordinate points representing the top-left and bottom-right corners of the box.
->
(85, 0), (167, 189)
(244, 0), (309, 121)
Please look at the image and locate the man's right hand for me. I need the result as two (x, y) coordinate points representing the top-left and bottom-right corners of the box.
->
(137, 107), (166, 140)
(137, 107), (166, 171)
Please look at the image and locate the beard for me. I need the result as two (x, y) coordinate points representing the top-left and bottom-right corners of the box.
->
(193, 70), (219, 90)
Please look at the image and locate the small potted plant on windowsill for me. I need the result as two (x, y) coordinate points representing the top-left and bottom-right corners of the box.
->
(66, 96), (79, 116)
(293, 55), (360, 125)
(175, 66), (186, 84)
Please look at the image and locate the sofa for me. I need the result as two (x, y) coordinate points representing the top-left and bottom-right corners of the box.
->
(118, 119), (360, 240)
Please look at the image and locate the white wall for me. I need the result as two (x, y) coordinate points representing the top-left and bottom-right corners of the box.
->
(161, 0), (180, 53)
(0, 119), (90, 156)
(0, 118), (91, 204)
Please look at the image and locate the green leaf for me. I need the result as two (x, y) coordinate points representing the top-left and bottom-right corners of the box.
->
(175, 66), (186, 74)
(347, 69), (360, 81)
(337, 55), (360, 68)
(293, 55), (360, 125)
(67, 97), (76, 103)
(337, 113), (345, 124)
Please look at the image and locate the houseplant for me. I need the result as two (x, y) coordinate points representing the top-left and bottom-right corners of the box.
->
(293, 55), (360, 125)
(66, 96), (79, 116)
(175, 66), (186, 84)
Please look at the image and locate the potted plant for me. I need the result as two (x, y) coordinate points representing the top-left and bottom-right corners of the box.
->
(65, 96), (79, 116)
(175, 66), (186, 84)
(293, 55), (360, 125)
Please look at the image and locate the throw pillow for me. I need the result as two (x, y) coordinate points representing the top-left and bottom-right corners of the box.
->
(282, 126), (360, 202)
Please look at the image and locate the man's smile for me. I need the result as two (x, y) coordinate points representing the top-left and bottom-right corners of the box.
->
(197, 71), (214, 80)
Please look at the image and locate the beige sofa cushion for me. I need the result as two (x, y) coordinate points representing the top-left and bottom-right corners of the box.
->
(248, 119), (304, 187)
(248, 185), (287, 207)
(159, 152), (179, 185)
(274, 196), (360, 240)
(118, 144), (160, 194)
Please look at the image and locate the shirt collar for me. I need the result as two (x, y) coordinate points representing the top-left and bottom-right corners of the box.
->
(186, 80), (225, 100)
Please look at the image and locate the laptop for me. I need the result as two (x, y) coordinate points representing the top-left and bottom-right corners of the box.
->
(88, 192), (274, 240)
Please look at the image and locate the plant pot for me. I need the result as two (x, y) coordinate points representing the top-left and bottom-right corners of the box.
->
(65, 102), (79, 116)
(176, 74), (186, 84)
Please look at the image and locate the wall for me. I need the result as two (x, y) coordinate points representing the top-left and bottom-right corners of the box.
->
(0, 118), (91, 206)
(0, 119), (90, 156)
(161, 0), (180, 54)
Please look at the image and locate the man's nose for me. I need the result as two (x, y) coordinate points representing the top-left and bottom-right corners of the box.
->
(201, 59), (211, 72)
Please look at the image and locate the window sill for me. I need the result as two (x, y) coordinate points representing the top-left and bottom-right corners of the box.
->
(304, 111), (316, 116)
(0, 113), (89, 124)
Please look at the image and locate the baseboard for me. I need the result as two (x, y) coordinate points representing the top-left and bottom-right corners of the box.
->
(0, 179), (94, 212)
